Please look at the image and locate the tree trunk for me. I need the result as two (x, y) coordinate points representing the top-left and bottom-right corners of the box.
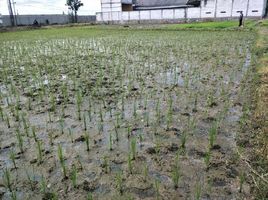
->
(75, 10), (77, 23)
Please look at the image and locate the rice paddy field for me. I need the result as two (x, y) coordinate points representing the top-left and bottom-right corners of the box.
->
(0, 25), (260, 199)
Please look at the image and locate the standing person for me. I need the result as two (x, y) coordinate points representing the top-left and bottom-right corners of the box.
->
(239, 11), (244, 27)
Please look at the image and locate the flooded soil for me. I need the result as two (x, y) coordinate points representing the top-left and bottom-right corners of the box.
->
(0, 29), (256, 199)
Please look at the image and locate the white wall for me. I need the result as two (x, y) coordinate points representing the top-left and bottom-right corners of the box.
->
(187, 7), (201, 18)
(162, 9), (174, 19)
(216, 0), (233, 18)
(174, 9), (186, 18)
(2, 15), (96, 26)
(140, 10), (150, 20)
(151, 10), (162, 20)
(102, 12), (111, 21)
(247, 0), (265, 16)
(201, 0), (216, 18)
(97, 0), (267, 23)
(232, 0), (248, 17)
(112, 11), (121, 20)
(101, 0), (122, 12)
(129, 11), (140, 20)
(122, 12), (129, 21)
(96, 13), (103, 21)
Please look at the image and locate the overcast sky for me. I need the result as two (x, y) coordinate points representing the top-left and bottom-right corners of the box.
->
(0, 0), (101, 15)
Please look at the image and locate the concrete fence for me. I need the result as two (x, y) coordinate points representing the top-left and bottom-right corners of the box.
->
(97, 0), (267, 23)
(0, 14), (96, 27)
(97, 8), (263, 24)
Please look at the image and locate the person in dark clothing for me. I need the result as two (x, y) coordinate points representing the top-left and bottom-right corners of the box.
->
(239, 11), (244, 27)
(33, 19), (39, 27)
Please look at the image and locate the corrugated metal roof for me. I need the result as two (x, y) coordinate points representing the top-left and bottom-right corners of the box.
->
(122, 0), (133, 4)
(135, 5), (193, 10)
(134, 0), (189, 7)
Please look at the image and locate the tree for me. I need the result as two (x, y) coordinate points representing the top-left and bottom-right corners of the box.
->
(66, 0), (84, 23)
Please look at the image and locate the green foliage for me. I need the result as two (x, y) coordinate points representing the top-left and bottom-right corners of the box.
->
(208, 121), (218, 149)
(37, 140), (43, 164)
(131, 137), (137, 160)
(15, 128), (24, 153)
(181, 131), (187, 152)
(116, 171), (123, 195)
(103, 156), (109, 174)
(133, 99), (137, 120)
(32, 126), (37, 142)
(6, 113), (10, 128)
(26, 170), (35, 191)
(143, 163), (149, 182)
(239, 171), (246, 193)
(40, 175), (47, 194)
(9, 149), (17, 169)
(66, 0), (84, 23)
(76, 89), (82, 120)
(83, 112), (87, 131)
(3, 168), (12, 191)
(128, 153), (133, 174)
(154, 179), (160, 200)
(70, 166), (77, 188)
(194, 180), (202, 200)
(109, 132), (113, 151)
(204, 150), (211, 170)
(57, 144), (67, 178)
(59, 116), (65, 134)
(87, 193), (93, 200)
(171, 153), (181, 189)
(165, 20), (257, 30)
(11, 191), (17, 200)
(84, 132), (90, 151)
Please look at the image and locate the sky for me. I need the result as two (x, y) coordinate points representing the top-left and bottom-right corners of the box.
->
(0, 0), (101, 15)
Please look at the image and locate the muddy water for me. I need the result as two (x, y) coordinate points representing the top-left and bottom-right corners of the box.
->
(0, 31), (255, 200)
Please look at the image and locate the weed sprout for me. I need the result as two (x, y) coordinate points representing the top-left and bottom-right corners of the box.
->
(171, 153), (181, 189)
(131, 137), (137, 160)
(3, 168), (12, 191)
(57, 144), (67, 179)
(9, 149), (17, 169)
(116, 171), (123, 195)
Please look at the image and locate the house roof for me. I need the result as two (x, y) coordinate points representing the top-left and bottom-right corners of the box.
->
(121, 0), (200, 9)
(134, 5), (193, 10)
(122, 0), (133, 4)
(134, 0), (189, 7)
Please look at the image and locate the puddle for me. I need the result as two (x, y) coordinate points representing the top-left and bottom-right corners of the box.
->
(157, 67), (185, 86)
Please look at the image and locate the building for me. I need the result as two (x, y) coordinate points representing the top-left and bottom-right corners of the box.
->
(96, 0), (267, 23)
(0, 14), (96, 27)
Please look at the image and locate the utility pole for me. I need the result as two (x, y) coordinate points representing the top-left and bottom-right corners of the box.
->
(12, 0), (17, 25)
(7, 0), (15, 26)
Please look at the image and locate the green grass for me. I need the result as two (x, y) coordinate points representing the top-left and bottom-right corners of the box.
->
(0, 26), (113, 41)
(250, 18), (268, 199)
(0, 19), (260, 42)
(165, 20), (257, 30)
